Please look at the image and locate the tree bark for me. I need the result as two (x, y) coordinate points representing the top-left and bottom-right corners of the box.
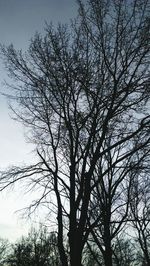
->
(70, 247), (83, 266)
(104, 247), (113, 266)
(103, 212), (113, 266)
(69, 231), (83, 266)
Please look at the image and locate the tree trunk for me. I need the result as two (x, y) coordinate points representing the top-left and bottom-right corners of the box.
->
(70, 250), (83, 266)
(103, 217), (113, 266)
(104, 246), (113, 266)
(69, 236), (83, 266)
(70, 256), (83, 266)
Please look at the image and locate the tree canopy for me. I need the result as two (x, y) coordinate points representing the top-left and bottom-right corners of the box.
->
(0, 0), (150, 265)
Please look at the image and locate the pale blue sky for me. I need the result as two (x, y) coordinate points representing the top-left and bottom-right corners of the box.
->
(0, 0), (76, 47)
(0, 0), (77, 242)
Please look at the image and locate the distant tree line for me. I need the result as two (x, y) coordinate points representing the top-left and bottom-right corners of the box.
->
(0, 225), (149, 266)
(0, 226), (60, 266)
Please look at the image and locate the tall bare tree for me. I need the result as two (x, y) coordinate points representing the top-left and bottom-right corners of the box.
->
(0, 0), (150, 265)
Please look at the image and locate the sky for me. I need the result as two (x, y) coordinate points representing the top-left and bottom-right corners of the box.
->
(0, 0), (77, 242)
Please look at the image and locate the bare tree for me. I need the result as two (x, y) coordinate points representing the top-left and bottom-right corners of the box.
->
(6, 227), (60, 266)
(130, 171), (150, 266)
(112, 235), (137, 266)
(0, 0), (150, 265)
(86, 134), (150, 265)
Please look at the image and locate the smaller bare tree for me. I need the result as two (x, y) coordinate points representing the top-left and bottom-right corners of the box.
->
(130, 170), (150, 265)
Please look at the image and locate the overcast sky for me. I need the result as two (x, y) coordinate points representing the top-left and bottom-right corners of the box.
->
(0, 0), (77, 242)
